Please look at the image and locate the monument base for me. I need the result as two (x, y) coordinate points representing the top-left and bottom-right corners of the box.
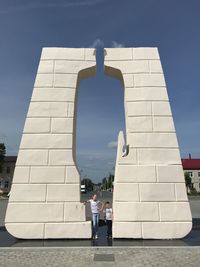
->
(6, 221), (91, 239)
(113, 221), (192, 239)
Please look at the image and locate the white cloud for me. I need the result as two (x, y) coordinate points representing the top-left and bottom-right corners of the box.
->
(107, 141), (118, 149)
(111, 41), (124, 48)
(0, 0), (106, 14)
(90, 38), (104, 48)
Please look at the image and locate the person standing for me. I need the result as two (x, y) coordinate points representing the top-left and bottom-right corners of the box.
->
(103, 201), (113, 238)
(85, 194), (102, 239)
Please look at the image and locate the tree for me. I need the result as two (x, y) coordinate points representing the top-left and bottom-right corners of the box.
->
(81, 178), (94, 191)
(184, 172), (192, 194)
(102, 177), (108, 190)
(0, 143), (6, 173)
(107, 173), (114, 189)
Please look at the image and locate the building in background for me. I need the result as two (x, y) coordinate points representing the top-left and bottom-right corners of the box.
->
(182, 155), (200, 192)
(0, 156), (17, 194)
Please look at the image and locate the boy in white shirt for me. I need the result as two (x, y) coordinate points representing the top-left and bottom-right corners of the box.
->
(103, 201), (113, 238)
(85, 194), (102, 239)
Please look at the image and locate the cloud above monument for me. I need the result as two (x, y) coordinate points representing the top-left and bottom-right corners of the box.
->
(107, 141), (118, 149)
(0, 0), (106, 14)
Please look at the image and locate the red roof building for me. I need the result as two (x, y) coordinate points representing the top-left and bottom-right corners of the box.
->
(182, 159), (200, 170)
(182, 157), (200, 192)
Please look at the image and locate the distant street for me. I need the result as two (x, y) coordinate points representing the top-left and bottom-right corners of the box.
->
(81, 190), (112, 220)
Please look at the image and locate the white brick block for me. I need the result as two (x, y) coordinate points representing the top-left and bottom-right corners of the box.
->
(13, 167), (30, 183)
(9, 184), (46, 202)
(114, 183), (139, 202)
(134, 74), (166, 87)
(54, 60), (95, 74)
(34, 74), (53, 87)
(157, 165), (184, 183)
(152, 102), (172, 116)
(31, 88), (75, 102)
(54, 74), (77, 88)
(105, 60), (149, 73)
(127, 116), (152, 132)
(114, 202), (159, 221)
(123, 74), (134, 87)
(127, 102), (152, 116)
(125, 87), (168, 101)
(44, 222), (91, 239)
(17, 150), (48, 166)
(113, 222), (141, 238)
(118, 148), (137, 165)
(137, 148), (181, 164)
(116, 165), (156, 183)
(5, 203), (63, 223)
(30, 166), (65, 183)
(6, 223), (44, 239)
(21, 134), (72, 149)
(140, 183), (175, 201)
(150, 60), (163, 73)
(104, 48), (133, 60)
(175, 184), (188, 201)
(41, 48), (85, 60)
(142, 222), (192, 239)
(68, 103), (75, 117)
(54, 60), (81, 73)
(23, 118), (50, 133)
(159, 202), (192, 221)
(51, 118), (73, 133)
(66, 166), (80, 183)
(27, 102), (68, 117)
(49, 149), (74, 165)
(47, 184), (80, 202)
(128, 133), (178, 148)
(85, 48), (96, 61)
(153, 117), (175, 132)
(37, 60), (54, 73)
(133, 48), (160, 59)
(64, 203), (85, 222)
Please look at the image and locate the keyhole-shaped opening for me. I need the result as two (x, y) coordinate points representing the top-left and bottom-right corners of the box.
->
(76, 47), (126, 195)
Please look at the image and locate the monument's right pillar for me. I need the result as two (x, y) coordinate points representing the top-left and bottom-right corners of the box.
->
(104, 47), (192, 239)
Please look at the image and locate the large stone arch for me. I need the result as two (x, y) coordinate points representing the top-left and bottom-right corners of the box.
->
(5, 47), (192, 240)
(5, 48), (96, 239)
(104, 47), (192, 239)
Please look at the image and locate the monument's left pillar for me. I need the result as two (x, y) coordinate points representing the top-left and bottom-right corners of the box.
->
(5, 48), (96, 239)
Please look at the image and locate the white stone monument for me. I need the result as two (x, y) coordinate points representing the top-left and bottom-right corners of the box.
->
(5, 47), (192, 239)
(105, 47), (192, 239)
(5, 48), (96, 239)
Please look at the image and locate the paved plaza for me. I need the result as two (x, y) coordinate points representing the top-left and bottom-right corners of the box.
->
(0, 247), (200, 267)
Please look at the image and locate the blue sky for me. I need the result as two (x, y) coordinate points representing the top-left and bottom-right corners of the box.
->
(0, 0), (200, 182)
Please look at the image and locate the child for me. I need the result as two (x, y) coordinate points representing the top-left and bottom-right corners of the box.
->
(85, 194), (102, 239)
(103, 201), (113, 238)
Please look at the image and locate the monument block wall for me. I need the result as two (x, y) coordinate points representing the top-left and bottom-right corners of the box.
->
(5, 48), (96, 239)
(104, 47), (192, 239)
(5, 47), (192, 239)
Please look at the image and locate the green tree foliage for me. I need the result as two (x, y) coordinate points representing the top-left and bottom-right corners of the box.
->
(0, 143), (6, 173)
(107, 173), (114, 189)
(81, 178), (94, 191)
(102, 177), (108, 190)
(101, 174), (114, 190)
(184, 172), (192, 194)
